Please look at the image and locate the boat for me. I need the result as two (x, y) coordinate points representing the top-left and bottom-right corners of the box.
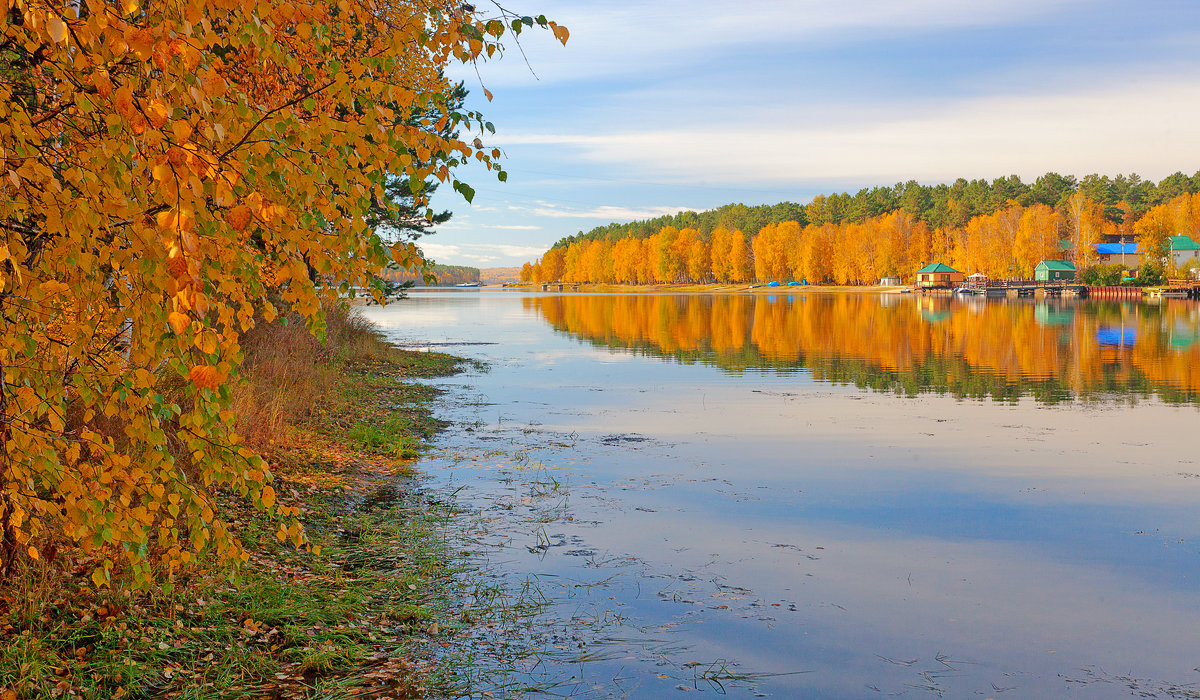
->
(454, 282), (482, 288)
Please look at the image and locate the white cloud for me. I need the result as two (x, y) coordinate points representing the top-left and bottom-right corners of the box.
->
(417, 242), (462, 260)
(458, 0), (1086, 87)
(418, 242), (549, 262)
(509, 202), (704, 220)
(484, 224), (542, 230)
(494, 79), (1200, 184)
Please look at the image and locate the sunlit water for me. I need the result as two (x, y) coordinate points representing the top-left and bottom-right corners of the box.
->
(362, 291), (1200, 699)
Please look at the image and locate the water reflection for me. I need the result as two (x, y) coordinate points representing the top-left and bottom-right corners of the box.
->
(361, 292), (1200, 698)
(526, 293), (1200, 403)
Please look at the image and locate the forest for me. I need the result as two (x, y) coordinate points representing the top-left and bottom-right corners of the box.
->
(520, 172), (1200, 285)
(382, 263), (481, 286)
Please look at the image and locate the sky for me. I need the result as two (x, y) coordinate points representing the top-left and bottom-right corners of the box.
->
(420, 1), (1200, 268)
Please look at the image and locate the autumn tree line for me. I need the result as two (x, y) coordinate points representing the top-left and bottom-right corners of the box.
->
(381, 263), (481, 286)
(520, 172), (1200, 285)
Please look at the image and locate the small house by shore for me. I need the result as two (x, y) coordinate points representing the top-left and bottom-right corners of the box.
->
(1095, 242), (1139, 266)
(915, 263), (964, 288)
(1035, 260), (1076, 282)
(1169, 235), (1200, 268)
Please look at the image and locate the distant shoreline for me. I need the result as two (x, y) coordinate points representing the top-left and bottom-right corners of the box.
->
(504, 282), (899, 294)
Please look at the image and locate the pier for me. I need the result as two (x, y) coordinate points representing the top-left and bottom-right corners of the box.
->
(918, 279), (1200, 300)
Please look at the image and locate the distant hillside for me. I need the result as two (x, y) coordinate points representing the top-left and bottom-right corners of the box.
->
(381, 263), (480, 286)
(480, 267), (520, 285)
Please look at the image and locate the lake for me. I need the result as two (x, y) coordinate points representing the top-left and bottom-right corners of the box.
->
(362, 291), (1200, 699)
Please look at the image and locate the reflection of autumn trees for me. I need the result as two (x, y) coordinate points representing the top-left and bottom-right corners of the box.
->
(527, 295), (1200, 403)
(519, 191), (1200, 285)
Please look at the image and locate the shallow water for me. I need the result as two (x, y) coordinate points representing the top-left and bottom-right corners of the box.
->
(363, 291), (1200, 698)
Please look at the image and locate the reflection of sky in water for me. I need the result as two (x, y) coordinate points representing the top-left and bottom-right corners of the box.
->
(361, 292), (1200, 698)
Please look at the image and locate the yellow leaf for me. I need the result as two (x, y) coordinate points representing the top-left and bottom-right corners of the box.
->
(227, 205), (252, 231)
(167, 311), (189, 335)
(146, 99), (170, 128)
(39, 280), (71, 295)
(194, 331), (218, 354)
(261, 485), (275, 509)
(27, 546), (38, 560)
(215, 179), (235, 207)
(189, 365), (218, 390)
(171, 120), (192, 143)
(47, 16), (68, 44)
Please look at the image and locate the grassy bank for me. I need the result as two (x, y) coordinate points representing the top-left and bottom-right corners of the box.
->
(1, 303), (476, 699)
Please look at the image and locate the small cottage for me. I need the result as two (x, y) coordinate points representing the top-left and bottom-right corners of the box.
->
(914, 263), (964, 288)
(1169, 235), (1200, 268)
(1035, 260), (1076, 282)
(1094, 242), (1139, 266)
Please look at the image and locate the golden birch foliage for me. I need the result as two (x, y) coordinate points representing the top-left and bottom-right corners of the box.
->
(708, 227), (731, 282)
(726, 229), (753, 283)
(561, 241), (584, 283)
(1134, 205), (1173, 264)
(752, 223), (793, 282)
(0, 0), (563, 582)
(1065, 192), (1110, 269)
(1014, 205), (1063, 276)
(611, 236), (640, 283)
(797, 224), (833, 284)
(540, 247), (565, 282)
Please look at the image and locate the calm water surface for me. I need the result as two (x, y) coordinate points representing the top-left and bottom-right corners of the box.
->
(362, 291), (1200, 699)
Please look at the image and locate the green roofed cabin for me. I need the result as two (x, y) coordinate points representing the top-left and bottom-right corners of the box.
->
(1035, 260), (1076, 282)
(914, 262), (964, 288)
(1169, 235), (1200, 268)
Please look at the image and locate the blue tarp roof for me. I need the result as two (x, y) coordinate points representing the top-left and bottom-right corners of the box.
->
(1095, 243), (1138, 255)
(1097, 328), (1137, 346)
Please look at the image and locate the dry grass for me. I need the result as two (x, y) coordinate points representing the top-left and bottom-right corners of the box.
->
(232, 300), (393, 448)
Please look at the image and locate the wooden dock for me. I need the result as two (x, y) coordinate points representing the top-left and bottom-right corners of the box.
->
(917, 279), (1200, 300)
(920, 280), (1088, 298)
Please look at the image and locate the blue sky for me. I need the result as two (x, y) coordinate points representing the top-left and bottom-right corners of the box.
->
(421, 1), (1200, 268)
